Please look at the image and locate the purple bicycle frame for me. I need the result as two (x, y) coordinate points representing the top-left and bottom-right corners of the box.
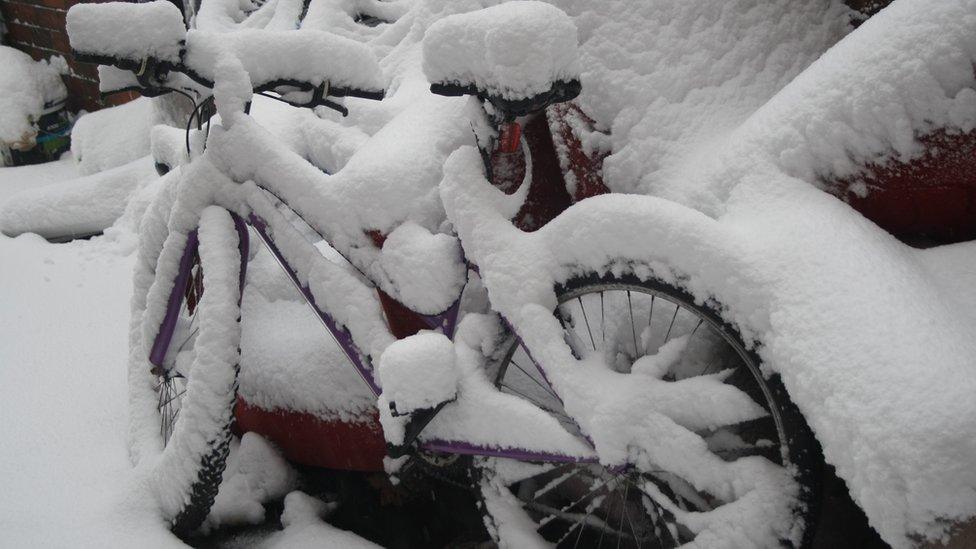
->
(148, 211), (596, 465)
(149, 214), (250, 368)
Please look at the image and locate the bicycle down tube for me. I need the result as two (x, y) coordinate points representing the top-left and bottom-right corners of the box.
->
(149, 212), (594, 465)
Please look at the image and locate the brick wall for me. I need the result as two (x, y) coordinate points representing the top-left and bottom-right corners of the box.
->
(1, 0), (139, 113)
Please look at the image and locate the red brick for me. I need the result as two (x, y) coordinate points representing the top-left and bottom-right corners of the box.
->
(21, 45), (48, 61)
(33, 7), (66, 31)
(3, 21), (35, 44)
(47, 30), (72, 53)
(106, 91), (139, 107)
(68, 53), (101, 76)
(71, 95), (102, 113)
(34, 0), (69, 10)
(68, 60), (99, 80)
(1, 2), (35, 23)
(29, 25), (50, 44)
(64, 76), (97, 100)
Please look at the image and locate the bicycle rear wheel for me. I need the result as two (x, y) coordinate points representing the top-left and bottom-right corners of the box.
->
(135, 206), (248, 536)
(480, 273), (821, 548)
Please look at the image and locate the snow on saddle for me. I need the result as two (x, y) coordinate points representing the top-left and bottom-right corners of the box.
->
(422, 1), (581, 117)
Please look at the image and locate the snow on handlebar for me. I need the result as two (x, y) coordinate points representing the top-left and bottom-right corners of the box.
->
(66, 1), (385, 111)
(183, 29), (385, 98)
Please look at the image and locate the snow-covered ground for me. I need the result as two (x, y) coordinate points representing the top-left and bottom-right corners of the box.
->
(0, 170), (175, 546)
(0, 166), (378, 548)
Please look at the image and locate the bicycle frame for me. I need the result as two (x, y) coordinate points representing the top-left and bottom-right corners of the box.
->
(146, 119), (604, 468)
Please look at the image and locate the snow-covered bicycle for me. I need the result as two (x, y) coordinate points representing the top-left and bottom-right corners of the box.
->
(69, 1), (822, 546)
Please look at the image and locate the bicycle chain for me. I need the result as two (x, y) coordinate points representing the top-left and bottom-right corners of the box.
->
(403, 452), (477, 492)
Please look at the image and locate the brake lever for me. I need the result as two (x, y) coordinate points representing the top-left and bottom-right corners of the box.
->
(318, 99), (349, 117)
(266, 82), (350, 116)
(308, 82), (348, 117)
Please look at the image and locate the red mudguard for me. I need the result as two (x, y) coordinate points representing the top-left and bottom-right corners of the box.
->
(234, 399), (387, 472)
(834, 130), (976, 244)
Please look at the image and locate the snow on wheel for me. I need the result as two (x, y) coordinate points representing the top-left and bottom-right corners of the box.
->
(479, 274), (821, 548)
(155, 247), (203, 444)
(138, 206), (248, 537)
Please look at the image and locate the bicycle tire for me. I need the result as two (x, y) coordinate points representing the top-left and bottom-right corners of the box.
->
(480, 272), (823, 548)
(131, 206), (246, 537)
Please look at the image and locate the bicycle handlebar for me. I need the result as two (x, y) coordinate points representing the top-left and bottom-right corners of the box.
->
(72, 50), (385, 115)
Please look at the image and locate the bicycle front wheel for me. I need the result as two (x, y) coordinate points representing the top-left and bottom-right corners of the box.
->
(135, 206), (248, 536)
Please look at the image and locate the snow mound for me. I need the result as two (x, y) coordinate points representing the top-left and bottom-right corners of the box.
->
(267, 491), (380, 548)
(0, 46), (67, 147)
(554, 0), (852, 198)
(377, 222), (465, 311)
(378, 331), (457, 414)
(66, 1), (186, 63)
(206, 432), (298, 530)
(713, 0), (976, 198)
(0, 156), (155, 240)
(96, 65), (141, 95)
(184, 28), (386, 92)
(423, 1), (580, 100)
(71, 98), (153, 176)
(239, 262), (376, 422)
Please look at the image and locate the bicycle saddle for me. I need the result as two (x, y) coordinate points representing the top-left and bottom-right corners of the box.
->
(422, 1), (581, 118)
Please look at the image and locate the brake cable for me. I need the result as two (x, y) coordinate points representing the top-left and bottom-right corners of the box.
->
(185, 95), (215, 156)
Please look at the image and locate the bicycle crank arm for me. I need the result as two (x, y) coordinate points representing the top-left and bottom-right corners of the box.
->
(385, 399), (453, 459)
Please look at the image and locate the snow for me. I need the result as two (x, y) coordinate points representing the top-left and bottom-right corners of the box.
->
(244, 184), (397, 362)
(0, 168), (179, 545)
(378, 331), (457, 414)
(435, 1), (976, 544)
(205, 433), (299, 530)
(0, 154), (77, 202)
(9, 0), (976, 546)
(377, 221), (465, 312)
(97, 65), (142, 95)
(266, 492), (382, 548)
(0, 46), (67, 149)
(389, 312), (595, 457)
(0, 162), (381, 546)
(195, 0), (309, 32)
(0, 156), (156, 239)
(549, 0), (853, 199)
(701, 0), (976, 205)
(238, 255), (376, 421)
(422, 1), (580, 100)
(71, 98), (153, 176)
(66, 1), (187, 64)
(0, 112), (386, 546)
(183, 28), (386, 92)
(0, 96), (158, 241)
(209, 98), (472, 314)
